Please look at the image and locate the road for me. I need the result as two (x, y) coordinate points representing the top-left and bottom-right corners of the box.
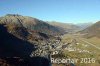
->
(74, 35), (100, 50)
(79, 39), (100, 50)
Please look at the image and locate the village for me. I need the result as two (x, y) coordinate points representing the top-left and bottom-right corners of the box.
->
(30, 35), (92, 60)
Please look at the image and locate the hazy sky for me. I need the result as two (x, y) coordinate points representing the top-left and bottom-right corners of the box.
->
(0, 0), (100, 24)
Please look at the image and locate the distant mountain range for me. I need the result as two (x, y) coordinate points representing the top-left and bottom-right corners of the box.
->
(47, 21), (80, 33)
(76, 22), (94, 30)
(79, 21), (100, 38)
(0, 14), (95, 36)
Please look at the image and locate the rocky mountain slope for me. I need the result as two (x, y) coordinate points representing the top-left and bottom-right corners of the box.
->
(0, 14), (62, 36)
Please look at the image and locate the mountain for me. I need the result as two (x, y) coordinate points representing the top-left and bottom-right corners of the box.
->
(48, 21), (80, 33)
(0, 14), (62, 36)
(0, 14), (59, 57)
(76, 22), (94, 30)
(0, 14), (63, 57)
(79, 21), (100, 38)
(0, 16), (51, 66)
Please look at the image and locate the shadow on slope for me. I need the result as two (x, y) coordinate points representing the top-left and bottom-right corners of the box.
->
(0, 24), (35, 57)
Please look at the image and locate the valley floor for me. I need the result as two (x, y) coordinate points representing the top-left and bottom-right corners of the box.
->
(52, 34), (100, 66)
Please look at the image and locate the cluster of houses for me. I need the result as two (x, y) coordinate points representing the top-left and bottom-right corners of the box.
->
(30, 36), (92, 60)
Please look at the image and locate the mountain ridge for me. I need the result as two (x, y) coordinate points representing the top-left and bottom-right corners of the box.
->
(47, 21), (80, 33)
(0, 14), (62, 36)
(79, 21), (100, 38)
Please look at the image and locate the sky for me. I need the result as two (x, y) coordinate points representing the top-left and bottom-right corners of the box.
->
(0, 0), (100, 24)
